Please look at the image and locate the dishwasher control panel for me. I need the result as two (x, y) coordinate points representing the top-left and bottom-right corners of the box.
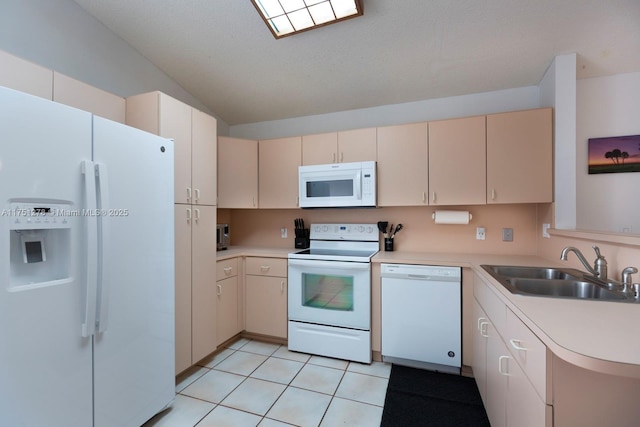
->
(381, 263), (461, 282)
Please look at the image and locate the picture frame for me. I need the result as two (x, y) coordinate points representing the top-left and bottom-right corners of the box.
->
(588, 134), (640, 174)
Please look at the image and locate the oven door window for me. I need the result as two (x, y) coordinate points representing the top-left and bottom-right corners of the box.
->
(302, 273), (353, 311)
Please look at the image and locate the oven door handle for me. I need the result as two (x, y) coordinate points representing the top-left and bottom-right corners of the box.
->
(288, 258), (371, 270)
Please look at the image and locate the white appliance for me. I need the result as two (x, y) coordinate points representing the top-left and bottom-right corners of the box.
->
(381, 263), (462, 374)
(288, 224), (378, 363)
(298, 161), (376, 208)
(0, 87), (175, 426)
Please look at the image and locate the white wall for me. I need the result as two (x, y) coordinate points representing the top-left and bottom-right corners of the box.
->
(539, 53), (577, 230)
(230, 86), (540, 140)
(0, 0), (229, 135)
(576, 72), (640, 234)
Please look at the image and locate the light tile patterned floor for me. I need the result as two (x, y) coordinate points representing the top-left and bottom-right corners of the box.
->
(143, 338), (390, 427)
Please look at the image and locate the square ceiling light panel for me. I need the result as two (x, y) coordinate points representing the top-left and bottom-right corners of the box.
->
(251, 0), (363, 38)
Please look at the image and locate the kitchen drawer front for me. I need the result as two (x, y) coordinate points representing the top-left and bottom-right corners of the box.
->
(216, 257), (239, 281)
(506, 308), (549, 404)
(474, 274), (506, 337)
(245, 257), (287, 277)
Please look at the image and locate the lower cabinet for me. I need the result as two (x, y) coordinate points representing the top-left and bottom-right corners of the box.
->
(216, 258), (241, 346)
(192, 256), (240, 364)
(245, 257), (288, 339)
(473, 274), (551, 427)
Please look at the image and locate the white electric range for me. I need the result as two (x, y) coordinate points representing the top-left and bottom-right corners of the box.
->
(287, 223), (379, 363)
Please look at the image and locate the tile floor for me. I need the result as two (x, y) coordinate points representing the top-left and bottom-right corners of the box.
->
(143, 338), (391, 427)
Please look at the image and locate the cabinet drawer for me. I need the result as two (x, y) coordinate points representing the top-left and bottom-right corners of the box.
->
(245, 257), (287, 277)
(216, 258), (238, 281)
(474, 275), (506, 336)
(506, 308), (549, 404)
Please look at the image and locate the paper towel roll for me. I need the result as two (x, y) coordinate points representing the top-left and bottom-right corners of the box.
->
(432, 210), (472, 224)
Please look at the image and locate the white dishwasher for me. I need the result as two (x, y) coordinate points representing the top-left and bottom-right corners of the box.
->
(381, 263), (461, 374)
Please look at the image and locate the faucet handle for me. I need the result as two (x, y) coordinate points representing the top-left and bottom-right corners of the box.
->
(622, 267), (638, 285)
(592, 245), (604, 259)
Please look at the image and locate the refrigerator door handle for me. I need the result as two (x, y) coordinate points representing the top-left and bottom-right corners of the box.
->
(81, 160), (98, 338)
(96, 163), (111, 333)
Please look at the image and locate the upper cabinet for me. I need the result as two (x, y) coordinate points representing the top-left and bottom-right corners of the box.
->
(0, 50), (53, 100)
(428, 116), (486, 205)
(191, 110), (218, 205)
(259, 136), (302, 209)
(126, 91), (217, 205)
(0, 50), (126, 123)
(218, 137), (258, 209)
(302, 128), (376, 165)
(53, 72), (125, 123)
(486, 108), (553, 204)
(377, 122), (428, 206)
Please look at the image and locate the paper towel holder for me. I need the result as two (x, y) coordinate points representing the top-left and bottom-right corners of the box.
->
(431, 210), (473, 224)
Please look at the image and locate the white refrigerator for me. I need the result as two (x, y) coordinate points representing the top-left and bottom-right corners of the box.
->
(0, 86), (175, 426)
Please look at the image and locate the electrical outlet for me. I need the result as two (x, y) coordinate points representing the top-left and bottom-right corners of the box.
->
(502, 228), (513, 242)
(281, 227), (287, 238)
(476, 227), (486, 240)
(542, 223), (551, 238)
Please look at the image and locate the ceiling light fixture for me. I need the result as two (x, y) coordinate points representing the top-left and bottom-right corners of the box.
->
(251, 0), (363, 39)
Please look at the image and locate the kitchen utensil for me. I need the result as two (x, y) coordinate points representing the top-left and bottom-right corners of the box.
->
(391, 223), (403, 238)
(388, 224), (394, 239)
(377, 221), (388, 238)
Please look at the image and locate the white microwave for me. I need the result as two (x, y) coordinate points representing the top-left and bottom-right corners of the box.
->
(298, 161), (376, 208)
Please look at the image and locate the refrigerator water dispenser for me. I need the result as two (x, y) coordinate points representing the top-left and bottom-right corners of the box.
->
(8, 201), (73, 290)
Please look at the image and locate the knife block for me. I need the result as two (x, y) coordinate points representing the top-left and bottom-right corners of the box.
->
(295, 237), (310, 249)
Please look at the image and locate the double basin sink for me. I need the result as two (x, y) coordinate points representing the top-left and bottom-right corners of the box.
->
(481, 265), (634, 302)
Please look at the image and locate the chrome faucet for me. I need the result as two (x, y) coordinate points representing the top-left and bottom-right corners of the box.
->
(560, 245), (608, 280)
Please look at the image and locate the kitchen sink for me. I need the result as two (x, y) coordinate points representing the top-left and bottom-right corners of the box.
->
(481, 265), (633, 302)
(485, 265), (584, 281)
(505, 278), (626, 300)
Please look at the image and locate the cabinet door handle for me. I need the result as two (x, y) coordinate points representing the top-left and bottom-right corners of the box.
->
(509, 339), (527, 352)
(193, 208), (200, 222)
(252, 196), (256, 207)
(260, 265), (271, 272)
(281, 281), (285, 293)
(194, 188), (200, 202)
(480, 321), (489, 338)
(186, 208), (192, 222)
(498, 355), (510, 376)
(432, 192), (436, 203)
(491, 188), (496, 200)
(477, 317), (486, 331)
(223, 266), (233, 275)
(187, 187), (192, 203)
(332, 152), (336, 163)
(422, 192), (426, 203)
(217, 284), (222, 296)
(340, 152), (344, 163)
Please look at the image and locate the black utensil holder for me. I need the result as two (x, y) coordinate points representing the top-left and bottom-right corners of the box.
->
(384, 238), (394, 251)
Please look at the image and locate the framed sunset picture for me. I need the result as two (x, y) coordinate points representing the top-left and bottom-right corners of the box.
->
(588, 134), (640, 174)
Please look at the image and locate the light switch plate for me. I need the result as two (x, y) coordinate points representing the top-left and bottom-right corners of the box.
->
(281, 227), (287, 238)
(542, 223), (551, 238)
(476, 227), (486, 240)
(502, 228), (513, 242)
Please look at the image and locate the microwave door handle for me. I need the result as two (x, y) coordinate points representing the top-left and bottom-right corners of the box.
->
(355, 171), (362, 200)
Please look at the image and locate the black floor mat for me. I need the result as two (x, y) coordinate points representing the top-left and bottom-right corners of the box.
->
(380, 365), (490, 427)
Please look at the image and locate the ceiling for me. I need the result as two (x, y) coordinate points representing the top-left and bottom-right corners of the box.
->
(72, 0), (640, 126)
